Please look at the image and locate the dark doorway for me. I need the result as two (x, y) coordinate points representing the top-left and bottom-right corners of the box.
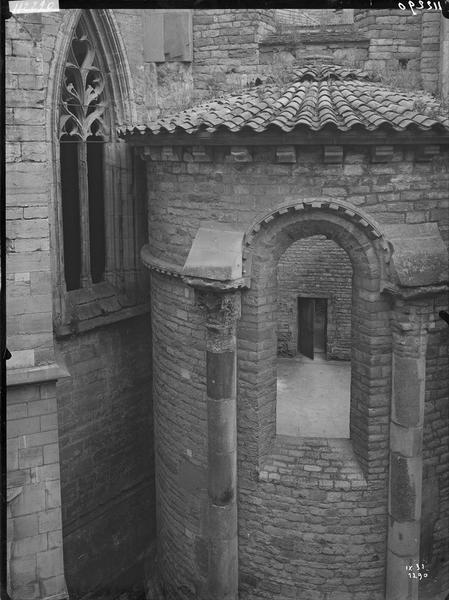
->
(297, 297), (327, 360)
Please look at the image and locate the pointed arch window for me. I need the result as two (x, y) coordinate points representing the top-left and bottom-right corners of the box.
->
(59, 19), (108, 291)
(53, 11), (149, 337)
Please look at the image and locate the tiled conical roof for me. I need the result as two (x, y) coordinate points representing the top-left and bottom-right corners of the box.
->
(120, 65), (449, 138)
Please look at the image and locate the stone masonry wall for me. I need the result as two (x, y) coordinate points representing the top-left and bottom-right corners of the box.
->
(145, 143), (449, 598)
(151, 272), (209, 599)
(7, 381), (66, 600)
(441, 18), (449, 100)
(421, 294), (449, 587)
(114, 9), (193, 120)
(240, 436), (385, 600)
(192, 9), (276, 99)
(6, 9), (156, 599)
(56, 316), (154, 599)
(259, 27), (369, 70)
(354, 9), (423, 75)
(277, 236), (353, 359)
(146, 146), (449, 268)
(420, 11), (442, 94)
(6, 13), (53, 373)
(6, 12), (67, 600)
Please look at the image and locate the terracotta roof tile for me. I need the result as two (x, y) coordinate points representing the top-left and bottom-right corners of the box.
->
(120, 65), (449, 138)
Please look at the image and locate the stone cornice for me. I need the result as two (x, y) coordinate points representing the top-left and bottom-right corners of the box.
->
(141, 245), (250, 291)
(381, 281), (449, 300)
(141, 245), (184, 278)
(126, 128), (449, 149)
(7, 363), (70, 387)
(183, 276), (250, 292)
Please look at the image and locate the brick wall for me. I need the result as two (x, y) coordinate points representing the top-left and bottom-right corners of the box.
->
(277, 236), (352, 359)
(144, 142), (449, 598)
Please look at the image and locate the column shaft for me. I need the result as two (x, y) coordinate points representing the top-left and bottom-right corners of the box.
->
(386, 303), (430, 600)
(202, 292), (240, 600)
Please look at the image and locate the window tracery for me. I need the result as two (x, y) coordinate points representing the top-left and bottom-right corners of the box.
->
(59, 18), (108, 291)
(52, 10), (149, 335)
(60, 22), (109, 141)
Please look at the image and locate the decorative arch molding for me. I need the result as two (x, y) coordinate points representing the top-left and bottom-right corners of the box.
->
(244, 198), (386, 245)
(242, 199), (390, 294)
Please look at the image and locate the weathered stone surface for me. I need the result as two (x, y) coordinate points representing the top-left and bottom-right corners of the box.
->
(389, 422), (422, 458)
(183, 225), (245, 281)
(385, 549), (418, 600)
(389, 454), (422, 521)
(207, 398), (237, 454)
(392, 355), (425, 428)
(383, 223), (449, 288)
(388, 519), (420, 556)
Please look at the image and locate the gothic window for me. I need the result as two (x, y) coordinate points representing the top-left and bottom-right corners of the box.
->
(53, 11), (149, 336)
(59, 20), (108, 291)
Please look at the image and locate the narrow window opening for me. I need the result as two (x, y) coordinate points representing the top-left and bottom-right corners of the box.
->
(276, 235), (352, 439)
(60, 137), (81, 291)
(87, 137), (105, 284)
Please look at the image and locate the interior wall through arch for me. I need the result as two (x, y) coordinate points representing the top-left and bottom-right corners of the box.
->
(277, 235), (353, 360)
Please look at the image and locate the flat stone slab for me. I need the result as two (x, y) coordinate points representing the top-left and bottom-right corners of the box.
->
(383, 223), (448, 288)
(183, 223), (245, 281)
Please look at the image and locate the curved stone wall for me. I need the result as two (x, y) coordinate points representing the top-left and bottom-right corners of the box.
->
(145, 144), (449, 599)
(151, 272), (209, 598)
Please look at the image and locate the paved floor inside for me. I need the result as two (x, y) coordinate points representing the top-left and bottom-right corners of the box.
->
(276, 353), (351, 438)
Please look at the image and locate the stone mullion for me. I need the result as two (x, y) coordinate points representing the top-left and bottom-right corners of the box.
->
(201, 291), (240, 600)
(78, 142), (92, 287)
(386, 301), (430, 600)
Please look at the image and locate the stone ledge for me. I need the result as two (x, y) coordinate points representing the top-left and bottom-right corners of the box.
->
(7, 362), (70, 387)
(54, 303), (150, 338)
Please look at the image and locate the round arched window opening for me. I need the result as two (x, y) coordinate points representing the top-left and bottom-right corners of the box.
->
(276, 235), (353, 438)
(238, 205), (392, 476)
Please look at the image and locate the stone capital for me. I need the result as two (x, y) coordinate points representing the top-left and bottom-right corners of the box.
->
(198, 291), (242, 331)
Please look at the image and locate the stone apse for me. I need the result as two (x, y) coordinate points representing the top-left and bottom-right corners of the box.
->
(123, 66), (449, 600)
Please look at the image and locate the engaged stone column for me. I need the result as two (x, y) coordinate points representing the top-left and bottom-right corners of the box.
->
(199, 290), (240, 600)
(386, 301), (431, 600)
